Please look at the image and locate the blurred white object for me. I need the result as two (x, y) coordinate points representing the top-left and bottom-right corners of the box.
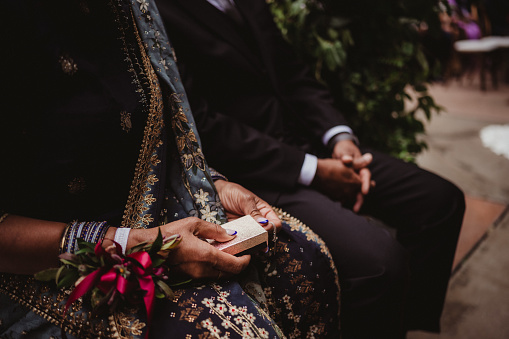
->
(454, 36), (509, 52)
(480, 124), (509, 159)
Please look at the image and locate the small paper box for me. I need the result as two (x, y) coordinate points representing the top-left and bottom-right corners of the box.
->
(210, 215), (268, 256)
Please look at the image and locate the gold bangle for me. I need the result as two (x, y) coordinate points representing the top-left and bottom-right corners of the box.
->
(59, 223), (71, 254)
(0, 213), (8, 224)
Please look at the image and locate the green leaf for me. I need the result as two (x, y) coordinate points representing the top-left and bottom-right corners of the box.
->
(75, 247), (94, 255)
(34, 267), (60, 282)
(149, 228), (164, 257)
(60, 259), (80, 268)
(151, 257), (166, 268)
(129, 241), (151, 254)
(77, 239), (96, 252)
(170, 278), (192, 287)
(266, 0), (439, 159)
(57, 269), (80, 289)
(156, 280), (174, 299)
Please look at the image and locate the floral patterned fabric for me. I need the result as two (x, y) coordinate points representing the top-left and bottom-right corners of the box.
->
(151, 214), (341, 339)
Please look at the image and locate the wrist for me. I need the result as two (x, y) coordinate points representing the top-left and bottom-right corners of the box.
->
(329, 133), (359, 154)
(298, 153), (318, 186)
(103, 227), (144, 253)
(60, 221), (110, 254)
(113, 228), (131, 254)
(103, 227), (117, 244)
(213, 178), (228, 192)
(311, 159), (326, 188)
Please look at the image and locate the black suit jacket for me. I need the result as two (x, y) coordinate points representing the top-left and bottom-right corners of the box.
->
(156, 0), (350, 189)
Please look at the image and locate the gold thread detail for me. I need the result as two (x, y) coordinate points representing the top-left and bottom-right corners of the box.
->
(120, 11), (164, 230)
(272, 207), (341, 322)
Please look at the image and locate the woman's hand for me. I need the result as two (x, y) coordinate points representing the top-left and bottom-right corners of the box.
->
(125, 217), (251, 280)
(214, 180), (282, 233)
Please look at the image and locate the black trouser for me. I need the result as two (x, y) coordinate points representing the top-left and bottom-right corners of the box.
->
(251, 149), (465, 339)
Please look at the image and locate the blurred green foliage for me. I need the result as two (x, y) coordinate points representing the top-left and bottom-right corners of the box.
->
(268, 0), (447, 161)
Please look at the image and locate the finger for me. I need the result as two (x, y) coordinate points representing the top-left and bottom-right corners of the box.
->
(193, 220), (237, 243)
(212, 251), (251, 275)
(256, 216), (269, 226)
(359, 168), (372, 195)
(255, 199), (283, 231)
(266, 215), (282, 232)
(248, 207), (264, 221)
(175, 246), (251, 279)
(239, 194), (265, 221)
(341, 154), (353, 166)
(353, 192), (364, 213)
(352, 153), (373, 170)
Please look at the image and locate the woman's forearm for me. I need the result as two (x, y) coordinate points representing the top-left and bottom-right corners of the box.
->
(0, 215), (69, 274)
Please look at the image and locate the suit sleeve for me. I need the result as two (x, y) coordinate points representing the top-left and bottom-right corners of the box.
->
(251, 0), (351, 140)
(181, 64), (306, 189)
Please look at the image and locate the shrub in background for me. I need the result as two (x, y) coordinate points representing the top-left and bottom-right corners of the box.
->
(268, 0), (448, 161)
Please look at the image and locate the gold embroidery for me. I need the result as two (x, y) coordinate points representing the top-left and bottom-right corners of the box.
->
(114, 311), (146, 338)
(120, 13), (164, 230)
(59, 55), (78, 75)
(180, 308), (203, 323)
(120, 110), (132, 132)
(170, 94), (205, 173)
(0, 274), (147, 339)
(265, 208), (341, 336)
(284, 259), (302, 274)
(68, 177), (86, 194)
(273, 207), (340, 314)
(200, 284), (280, 339)
(0, 274), (115, 337)
(0, 212), (8, 223)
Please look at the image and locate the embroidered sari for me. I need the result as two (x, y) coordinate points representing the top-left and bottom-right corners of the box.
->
(0, 0), (340, 337)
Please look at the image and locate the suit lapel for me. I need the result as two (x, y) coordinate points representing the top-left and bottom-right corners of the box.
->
(173, 0), (262, 70)
(233, 0), (279, 88)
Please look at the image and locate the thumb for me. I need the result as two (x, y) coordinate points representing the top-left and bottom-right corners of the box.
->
(352, 153), (373, 170)
(341, 154), (354, 165)
(194, 221), (238, 243)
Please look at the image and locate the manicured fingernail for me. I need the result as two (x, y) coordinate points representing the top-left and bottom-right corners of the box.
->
(225, 228), (237, 236)
(257, 217), (269, 225)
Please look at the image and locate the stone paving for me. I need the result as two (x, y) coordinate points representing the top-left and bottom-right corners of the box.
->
(407, 78), (509, 338)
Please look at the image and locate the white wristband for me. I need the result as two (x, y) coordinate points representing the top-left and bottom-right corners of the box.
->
(114, 227), (131, 255)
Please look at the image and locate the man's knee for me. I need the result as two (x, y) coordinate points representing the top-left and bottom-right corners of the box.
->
(429, 177), (466, 229)
(343, 234), (409, 298)
(373, 239), (410, 294)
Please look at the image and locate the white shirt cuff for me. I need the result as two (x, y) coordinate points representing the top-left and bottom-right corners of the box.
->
(298, 153), (318, 186)
(322, 125), (353, 146)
